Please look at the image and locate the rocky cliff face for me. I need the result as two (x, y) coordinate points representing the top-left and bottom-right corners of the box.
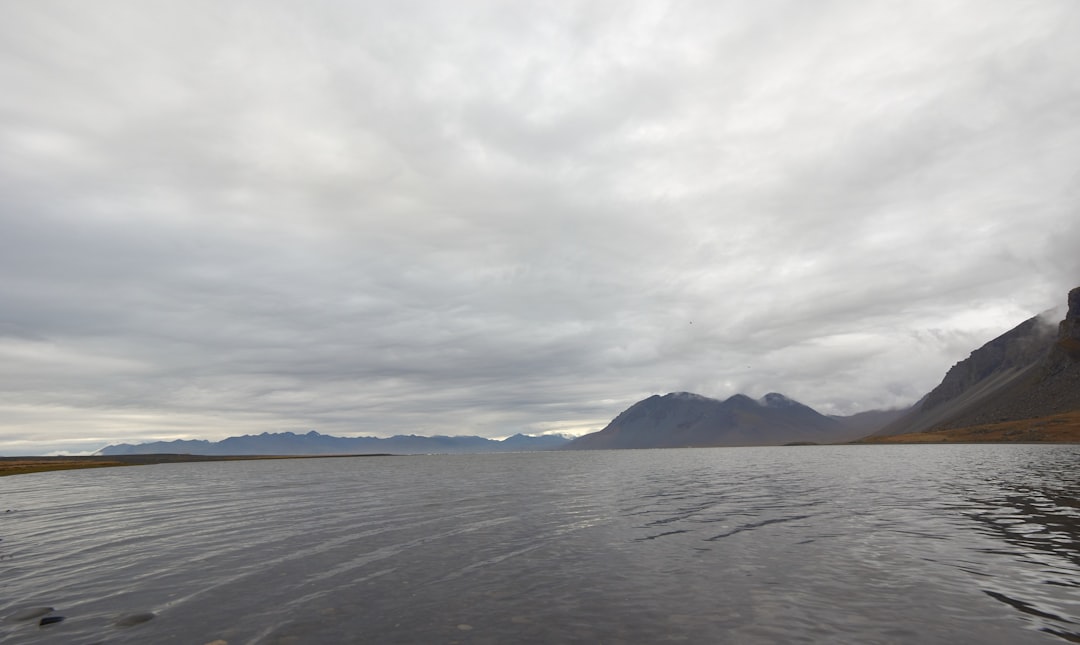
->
(1048, 286), (1080, 363)
(874, 286), (1080, 437)
(918, 316), (1056, 415)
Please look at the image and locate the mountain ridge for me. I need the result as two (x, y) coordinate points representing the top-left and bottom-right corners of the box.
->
(563, 391), (871, 449)
(98, 430), (572, 456)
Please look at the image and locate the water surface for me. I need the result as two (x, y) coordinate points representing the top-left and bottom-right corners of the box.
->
(2, 444), (1079, 643)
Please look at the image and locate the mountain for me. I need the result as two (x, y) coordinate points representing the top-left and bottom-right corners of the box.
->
(872, 286), (1080, 440)
(829, 407), (911, 437)
(499, 433), (574, 451)
(98, 430), (571, 456)
(563, 391), (867, 449)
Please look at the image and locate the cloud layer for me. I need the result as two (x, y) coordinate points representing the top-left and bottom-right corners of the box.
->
(2, 1), (1079, 453)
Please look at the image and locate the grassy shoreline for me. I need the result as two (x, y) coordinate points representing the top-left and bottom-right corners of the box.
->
(0, 453), (393, 477)
(859, 410), (1080, 444)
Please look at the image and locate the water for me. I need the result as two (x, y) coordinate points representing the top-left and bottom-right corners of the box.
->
(1, 445), (1079, 644)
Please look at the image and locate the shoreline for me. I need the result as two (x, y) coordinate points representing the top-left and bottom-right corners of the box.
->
(860, 410), (1080, 444)
(0, 453), (394, 477)
(5, 440), (1080, 477)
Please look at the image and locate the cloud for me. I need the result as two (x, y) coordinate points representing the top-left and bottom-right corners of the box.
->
(2, 0), (1079, 453)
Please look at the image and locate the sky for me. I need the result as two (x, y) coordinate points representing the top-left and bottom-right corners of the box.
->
(2, 1), (1079, 455)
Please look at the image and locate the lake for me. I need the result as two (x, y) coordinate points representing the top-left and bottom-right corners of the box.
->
(2, 444), (1079, 644)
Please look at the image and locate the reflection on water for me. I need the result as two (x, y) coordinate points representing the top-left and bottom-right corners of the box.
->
(0, 445), (1078, 644)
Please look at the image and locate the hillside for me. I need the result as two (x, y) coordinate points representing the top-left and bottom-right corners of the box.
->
(869, 410), (1080, 444)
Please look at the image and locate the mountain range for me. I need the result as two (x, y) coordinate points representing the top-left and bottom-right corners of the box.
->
(100, 286), (1080, 454)
(564, 285), (1079, 449)
(99, 431), (571, 456)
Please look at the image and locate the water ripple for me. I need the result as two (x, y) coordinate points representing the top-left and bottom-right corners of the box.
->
(1, 446), (1079, 644)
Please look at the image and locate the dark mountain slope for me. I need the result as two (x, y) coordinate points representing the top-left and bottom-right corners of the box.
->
(874, 286), (1080, 437)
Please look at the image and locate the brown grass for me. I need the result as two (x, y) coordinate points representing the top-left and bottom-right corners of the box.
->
(865, 410), (1080, 444)
(0, 459), (132, 476)
(0, 453), (392, 477)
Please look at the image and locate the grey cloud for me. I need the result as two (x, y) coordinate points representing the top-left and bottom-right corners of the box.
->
(2, 0), (1079, 453)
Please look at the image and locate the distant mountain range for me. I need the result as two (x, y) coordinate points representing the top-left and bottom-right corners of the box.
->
(98, 431), (571, 456)
(562, 392), (875, 449)
(871, 286), (1080, 442)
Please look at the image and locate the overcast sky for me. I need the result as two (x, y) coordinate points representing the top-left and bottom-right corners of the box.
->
(2, 1), (1079, 454)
